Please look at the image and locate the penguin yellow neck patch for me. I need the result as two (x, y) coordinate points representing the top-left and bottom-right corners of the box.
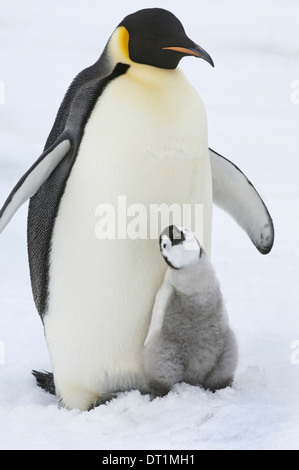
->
(118, 26), (130, 61)
(109, 26), (132, 65)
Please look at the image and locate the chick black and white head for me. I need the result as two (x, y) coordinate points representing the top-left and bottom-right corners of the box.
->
(159, 225), (203, 270)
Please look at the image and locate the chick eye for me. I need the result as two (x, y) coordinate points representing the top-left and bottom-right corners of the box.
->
(163, 243), (167, 249)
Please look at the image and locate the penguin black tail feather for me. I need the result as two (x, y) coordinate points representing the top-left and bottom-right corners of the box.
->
(32, 370), (56, 395)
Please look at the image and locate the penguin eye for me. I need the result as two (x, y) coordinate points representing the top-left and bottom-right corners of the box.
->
(163, 243), (167, 249)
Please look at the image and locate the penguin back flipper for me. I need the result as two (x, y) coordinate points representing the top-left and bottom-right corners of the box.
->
(209, 148), (274, 254)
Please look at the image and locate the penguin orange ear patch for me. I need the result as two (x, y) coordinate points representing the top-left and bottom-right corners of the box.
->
(118, 26), (130, 61)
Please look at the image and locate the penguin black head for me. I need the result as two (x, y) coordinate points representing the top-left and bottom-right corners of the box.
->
(118, 8), (214, 70)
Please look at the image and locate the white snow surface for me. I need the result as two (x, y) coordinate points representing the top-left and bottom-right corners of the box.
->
(0, 0), (299, 450)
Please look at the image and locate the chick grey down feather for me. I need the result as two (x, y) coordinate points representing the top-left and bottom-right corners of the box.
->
(143, 225), (238, 397)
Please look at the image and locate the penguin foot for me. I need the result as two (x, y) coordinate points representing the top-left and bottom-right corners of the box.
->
(90, 392), (121, 409)
(32, 370), (56, 395)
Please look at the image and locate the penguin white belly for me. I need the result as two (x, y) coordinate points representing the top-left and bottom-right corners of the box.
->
(45, 66), (212, 410)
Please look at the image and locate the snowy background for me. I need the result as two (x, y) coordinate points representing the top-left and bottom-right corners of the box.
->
(0, 0), (299, 450)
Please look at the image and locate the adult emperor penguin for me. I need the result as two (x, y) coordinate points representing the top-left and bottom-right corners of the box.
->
(144, 225), (238, 397)
(0, 8), (274, 411)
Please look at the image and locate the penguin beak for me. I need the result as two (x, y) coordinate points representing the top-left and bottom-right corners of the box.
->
(163, 44), (214, 67)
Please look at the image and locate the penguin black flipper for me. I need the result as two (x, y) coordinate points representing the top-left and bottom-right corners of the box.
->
(209, 148), (274, 254)
(0, 137), (72, 234)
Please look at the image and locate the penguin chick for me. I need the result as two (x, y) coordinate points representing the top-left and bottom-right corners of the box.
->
(143, 225), (238, 397)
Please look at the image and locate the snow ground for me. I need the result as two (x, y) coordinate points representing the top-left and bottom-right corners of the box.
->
(0, 0), (299, 450)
